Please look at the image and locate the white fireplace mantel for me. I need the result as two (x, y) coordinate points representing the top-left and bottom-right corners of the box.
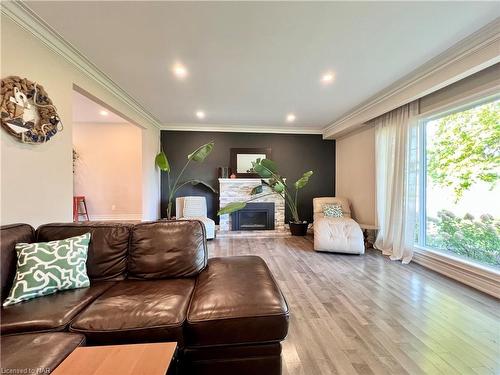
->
(218, 178), (285, 231)
(219, 178), (263, 182)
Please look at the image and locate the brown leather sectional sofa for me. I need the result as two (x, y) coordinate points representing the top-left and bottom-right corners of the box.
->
(0, 220), (289, 374)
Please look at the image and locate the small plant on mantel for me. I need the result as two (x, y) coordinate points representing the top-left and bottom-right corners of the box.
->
(217, 158), (313, 235)
(155, 141), (217, 219)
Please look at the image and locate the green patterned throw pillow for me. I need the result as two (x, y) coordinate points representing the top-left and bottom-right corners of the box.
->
(3, 233), (91, 307)
(323, 204), (344, 218)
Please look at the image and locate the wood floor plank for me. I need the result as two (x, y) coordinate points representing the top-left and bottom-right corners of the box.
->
(208, 235), (500, 374)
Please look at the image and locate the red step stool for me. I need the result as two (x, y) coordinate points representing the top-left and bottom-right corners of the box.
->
(73, 196), (90, 222)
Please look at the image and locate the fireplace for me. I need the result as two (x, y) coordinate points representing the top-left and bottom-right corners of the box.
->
(231, 202), (275, 231)
(219, 178), (284, 231)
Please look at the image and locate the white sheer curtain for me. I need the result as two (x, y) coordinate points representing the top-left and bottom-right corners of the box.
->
(373, 101), (419, 264)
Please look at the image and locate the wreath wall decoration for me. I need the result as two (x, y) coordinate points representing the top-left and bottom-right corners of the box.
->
(1, 76), (63, 144)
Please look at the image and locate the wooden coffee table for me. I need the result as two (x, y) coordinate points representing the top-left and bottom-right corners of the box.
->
(52, 342), (177, 375)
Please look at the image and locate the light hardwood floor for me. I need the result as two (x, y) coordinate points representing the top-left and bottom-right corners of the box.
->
(208, 235), (500, 375)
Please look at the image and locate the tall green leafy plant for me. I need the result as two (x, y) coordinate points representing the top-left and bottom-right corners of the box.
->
(217, 158), (313, 223)
(155, 141), (216, 219)
(427, 100), (500, 201)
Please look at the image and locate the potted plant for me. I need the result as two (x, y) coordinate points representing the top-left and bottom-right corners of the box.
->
(217, 158), (313, 236)
(155, 141), (217, 219)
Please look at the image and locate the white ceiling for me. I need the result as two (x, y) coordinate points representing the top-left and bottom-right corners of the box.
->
(73, 90), (127, 123)
(28, 1), (500, 131)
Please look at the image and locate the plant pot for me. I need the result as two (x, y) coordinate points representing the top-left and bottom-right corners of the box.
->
(289, 221), (309, 236)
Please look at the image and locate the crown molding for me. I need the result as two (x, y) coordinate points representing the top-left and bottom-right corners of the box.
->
(1, 1), (162, 129)
(160, 123), (324, 135)
(323, 18), (500, 139)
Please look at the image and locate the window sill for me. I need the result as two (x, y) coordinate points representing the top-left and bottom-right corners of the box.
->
(412, 246), (500, 299)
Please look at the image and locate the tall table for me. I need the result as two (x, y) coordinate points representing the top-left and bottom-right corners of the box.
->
(52, 342), (177, 375)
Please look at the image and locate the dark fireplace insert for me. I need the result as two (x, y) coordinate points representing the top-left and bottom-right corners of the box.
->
(231, 202), (275, 231)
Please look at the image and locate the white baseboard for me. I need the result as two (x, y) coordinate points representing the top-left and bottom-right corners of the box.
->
(370, 246), (500, 298)
(89, 214), (142, 221)
(412, 247), (499, 299)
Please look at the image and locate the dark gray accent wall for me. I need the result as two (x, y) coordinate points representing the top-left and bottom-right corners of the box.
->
(160, 131), (335, 223)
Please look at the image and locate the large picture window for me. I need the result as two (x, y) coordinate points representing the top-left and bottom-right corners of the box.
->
(417, 96), (499, 269)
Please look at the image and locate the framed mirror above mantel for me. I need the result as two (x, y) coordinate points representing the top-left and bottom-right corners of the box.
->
(230, 147), (272, 178)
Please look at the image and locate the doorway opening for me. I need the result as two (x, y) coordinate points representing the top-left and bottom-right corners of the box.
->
(72, 89), (143, 221)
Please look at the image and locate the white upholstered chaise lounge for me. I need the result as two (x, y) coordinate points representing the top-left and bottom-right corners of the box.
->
(313, 197), (364, 254)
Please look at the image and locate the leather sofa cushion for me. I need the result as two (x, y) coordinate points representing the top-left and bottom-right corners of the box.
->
(1, 281), (115, 335)
(36, 222), (132, 281)
(1, 332), (85, 373)
(186, 256), (289, 346)
(1, 224), (35, 301)
(128, 221), (207, 279)
(70, 279), (195, 345)
(179, 217), (216, 240)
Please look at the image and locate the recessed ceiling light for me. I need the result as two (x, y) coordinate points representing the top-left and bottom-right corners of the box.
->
(173, 63), (188, 79)
(196, 111), (206, 119)
(99, 110), (109, 116)
(321, 72), (334, 84)
(286, 113), (296, 122)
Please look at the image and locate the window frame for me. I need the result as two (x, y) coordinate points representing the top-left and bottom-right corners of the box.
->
(415, 92), (500, 274)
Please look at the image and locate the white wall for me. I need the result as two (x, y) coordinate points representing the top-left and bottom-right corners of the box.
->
(335, 126), (376, 225)
(0, 17), (160, 227)
(73, 122), (142, 220)
(141, 125), (161, 221)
